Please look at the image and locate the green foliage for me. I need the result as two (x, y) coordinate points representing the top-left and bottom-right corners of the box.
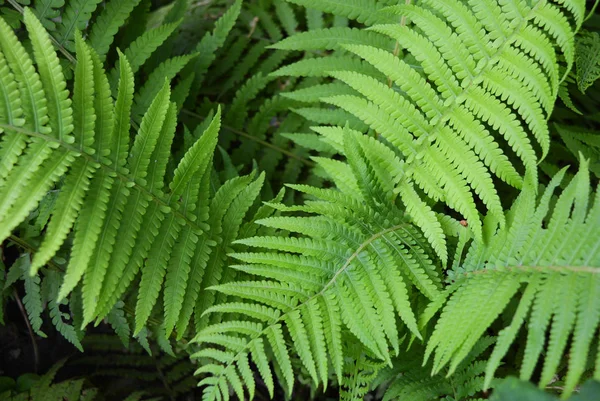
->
(575, 30), (600, 93)
(1, 361), (98, 401)
(0, 0), (599, 400)
(272, 0), (586, 247)
(490, 378), (600, 401)
(426, 162), (600, 398)
(0, 9), (262, 343)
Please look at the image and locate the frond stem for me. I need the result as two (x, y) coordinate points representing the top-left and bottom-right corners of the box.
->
(585, 0), (599, 21)
(13, 287), (40, 373)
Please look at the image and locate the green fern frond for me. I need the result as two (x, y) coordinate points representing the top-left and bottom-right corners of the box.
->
(31, 0), (63, 31)
(56, 0), (103, 52)
(0, 11), (263, 339)
(192, 129), (446, 399)
(19, 255), (46, 337)
(575, 30), (600, 93)
(271, 26), (393, 51)
(426, 161), (600, 399)
(87, 0), (142, 61)
(132, 53), (197, 124)
(273, 0), (583, 242)
(374, 337), (494, 401)
(43, 270), (83, 351)
(187, 0), (242, 92)
(285, 0), (394, 25)
(109, 20), (181, 88)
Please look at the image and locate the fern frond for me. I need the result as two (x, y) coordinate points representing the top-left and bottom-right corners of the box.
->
(575, 30), (600, 93)
(271, 27), (393, 51)
(31, 0), (63, 31)
(18, 255), (46, 337)
(0, 11), (263, 338)
(109, 21), (181, 87)
(56, 0), (103, 52)
(43, 270), (83, 351)
(273, 0), (583, 242)
(187, 0), (242, 91)
(192, 129), (446, 398)
(426, 161), (600, 398)
(87, 0), (142, 61)
(285, 0), (394, 25)
(132, 53), (197, 124)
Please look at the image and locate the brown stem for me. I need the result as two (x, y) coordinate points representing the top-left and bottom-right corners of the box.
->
(13, 288), (40, 373)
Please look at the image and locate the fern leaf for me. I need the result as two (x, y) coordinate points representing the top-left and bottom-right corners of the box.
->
(428, 163), (600, 396)
(106, 301), (131, 347)
(271, 55), (383, 78)
(81, 52), (133, 321)
(575, 31), (600, 93)
(34, 158), (95, 281)
(0, 150), (75, 244)
(275, 1), (297, 36)
(24, 8), (73, 143)
(43, 271), (83, 351)
(132, 53), (197, 124)
(163, 109), (220, 336)
(169, 107), (220, 198)
(109, 21), (181, 87)
(286, 0), (392, 25)
(88, 0), (142, 60)
(27, 28), (94, 278)
(163, 225), (198, 337)
(0, 13), (49, 136)
(31, 0), (64, 31)
(56, 0), (103, 51)
(188, 0), (241, 90)
(135, 214), (181, 333)
(128, 81), (171, 184)
(0, 44), (25, 185)
(270, 27), (392, 51)
(111, 49), (134, 170)
(21, 257), (46, 337)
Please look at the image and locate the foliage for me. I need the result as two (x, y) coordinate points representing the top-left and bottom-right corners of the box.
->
(1, 360), (100, 401)
(0, 0), (599, 400)
(490, 377), (600, 401)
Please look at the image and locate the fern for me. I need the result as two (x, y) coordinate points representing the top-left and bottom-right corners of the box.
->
(1, 0), (599, 399)
(0, 10), (262, 340)
(575, 30), (600, 93)
(192, 130), (447, 400)
(55, 0), (103, 51)
(425, 161), (600, 398)
(376, 337), (495, 401)
(87, 0), (142, 61)
(272, 0), (584, 244)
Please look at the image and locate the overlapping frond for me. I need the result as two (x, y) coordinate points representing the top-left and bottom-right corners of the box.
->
(272, 0), (584, 244)
(191, 130), (448, 400)
(425, 161), (600, 399)
(0, 11), (262, 339)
